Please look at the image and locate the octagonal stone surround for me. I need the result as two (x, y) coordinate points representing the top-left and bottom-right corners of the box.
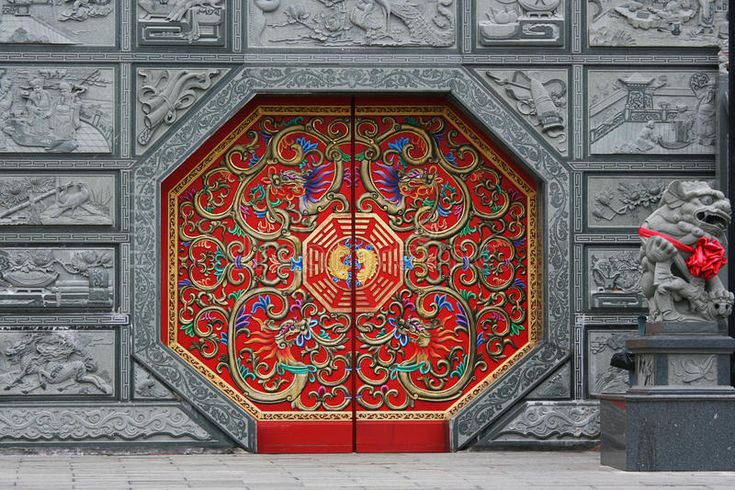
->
(132, 66), (571, 451)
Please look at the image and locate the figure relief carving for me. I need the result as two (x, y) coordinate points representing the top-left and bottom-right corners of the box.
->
(477, 0), (564, 46)
(137, 0), (226, 45)
(0, 330), (114, 395)
(588, 249), (645, 309)
(0, 174), (114, 226)
(638, 181), (732, 322)
(588, 0), (728, 47)
(588, 330), (636, 396)
(0, 0), (115, 45)
(0, 67), (114, 154)
(250, 0), (455, 47)
(0, 247), (115, 309)
(136, 68), (224, 151)
(486, 70), (567, 154)
(589, 70), (717, 155)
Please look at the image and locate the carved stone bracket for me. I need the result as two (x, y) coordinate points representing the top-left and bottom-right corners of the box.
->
(135, 68), (227, 154)
(482, 68), (568, 155)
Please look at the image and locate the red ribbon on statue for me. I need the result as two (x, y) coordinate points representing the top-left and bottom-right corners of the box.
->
(639, 227), (727, 280)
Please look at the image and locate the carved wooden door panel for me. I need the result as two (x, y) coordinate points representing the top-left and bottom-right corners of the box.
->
(162, 96), (540, 453)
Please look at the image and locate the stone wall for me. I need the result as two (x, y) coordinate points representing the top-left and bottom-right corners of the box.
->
(0, 0), (727, 451)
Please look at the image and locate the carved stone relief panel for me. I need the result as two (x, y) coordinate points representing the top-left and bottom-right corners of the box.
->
(586, 175), (713, 230)
(586, 247), (645, 310)
(137, 0), (227, 46)
(135, 68), (228, 154)
(635, 353), (655, 386)
(476, 0), (564, 46)
(668, 354), (718, 386)
(0, 0), (115, 46)
(0, 329), (114, 396)
(587, 0), (728, 47)
(0, 66), (115, 154)
(480, 401), (600, 444)
(133, 361), (175, 400)
(481, 68), (568, 155)
(587, 329), (636, 397)
(0, 173), (115, 226)
(527, 362), (571, 399)
(588, 69), (718, 155)
(0, 405), (215, 442)
(0, 247), (115, 309)
(248, 0), (456, 48)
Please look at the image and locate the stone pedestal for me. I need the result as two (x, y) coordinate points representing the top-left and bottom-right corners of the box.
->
(600, 322), (735, 471)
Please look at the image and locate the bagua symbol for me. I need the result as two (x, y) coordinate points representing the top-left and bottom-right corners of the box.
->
(327, 238), (378, 288)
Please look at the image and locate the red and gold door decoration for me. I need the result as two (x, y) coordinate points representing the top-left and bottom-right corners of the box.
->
(162, 97), (540, 453)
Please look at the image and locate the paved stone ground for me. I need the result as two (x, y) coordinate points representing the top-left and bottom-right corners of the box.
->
(1, 451), (734, 489)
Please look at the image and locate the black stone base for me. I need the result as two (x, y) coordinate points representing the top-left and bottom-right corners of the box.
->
(600, 394), (735, 471)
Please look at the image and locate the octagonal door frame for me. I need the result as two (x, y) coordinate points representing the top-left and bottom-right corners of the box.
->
(132, 67), (572, 453)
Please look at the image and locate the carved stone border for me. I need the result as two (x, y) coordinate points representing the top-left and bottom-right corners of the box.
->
(132, 66), (571, 451)
(0, 403), (220, 443)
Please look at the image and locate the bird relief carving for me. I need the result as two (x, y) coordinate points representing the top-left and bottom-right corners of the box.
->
(0, 175), (114, 226)
(250, 0), (455, 47)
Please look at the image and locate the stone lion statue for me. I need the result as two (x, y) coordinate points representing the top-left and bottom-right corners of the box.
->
(639, 181), (733, 323)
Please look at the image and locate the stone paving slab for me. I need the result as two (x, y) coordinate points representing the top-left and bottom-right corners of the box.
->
(0, 451), (734, 489)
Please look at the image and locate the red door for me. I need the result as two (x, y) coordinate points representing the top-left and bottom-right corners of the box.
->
(162, 96), (540, 453)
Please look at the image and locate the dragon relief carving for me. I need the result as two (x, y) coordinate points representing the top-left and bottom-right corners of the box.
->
(639, 180), (733, 322)
(250, 0), (455, 47)
(0, 331), (113, 395)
